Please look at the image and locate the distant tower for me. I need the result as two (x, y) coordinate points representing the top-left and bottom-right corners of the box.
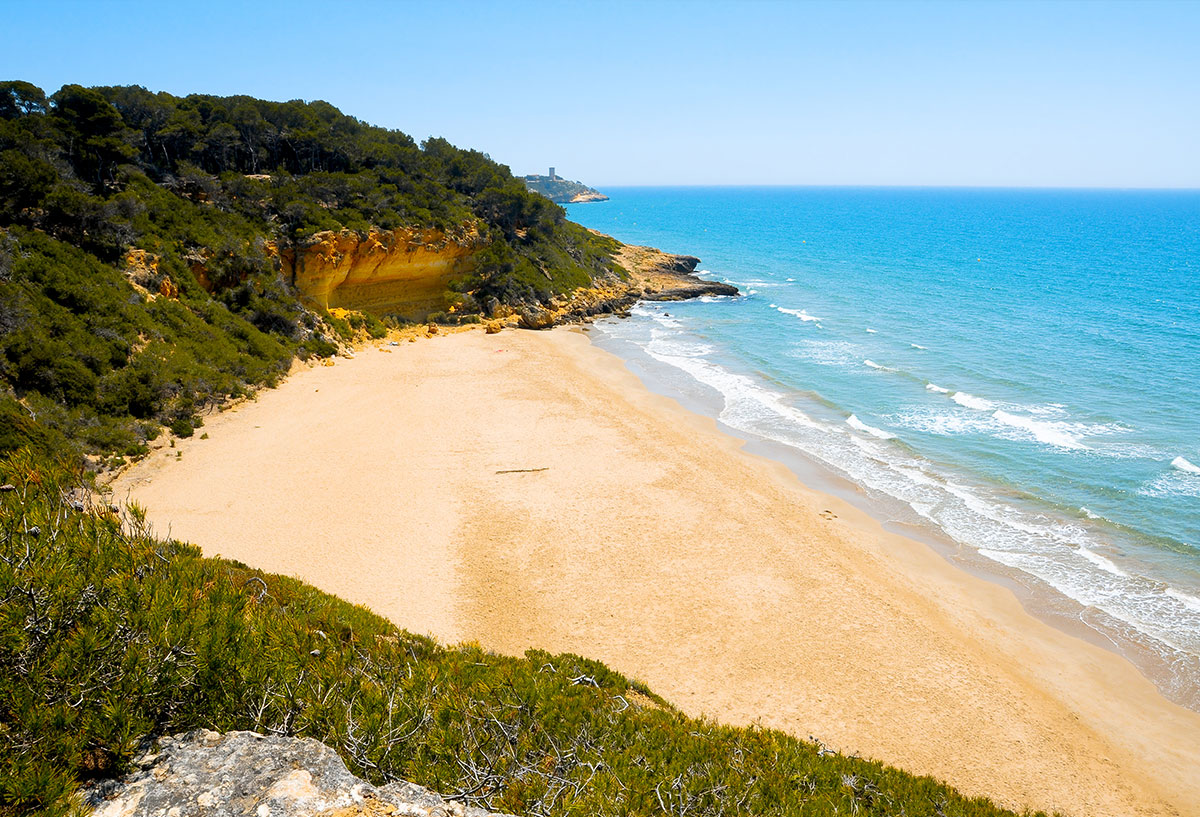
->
(549, 166), (556, 180)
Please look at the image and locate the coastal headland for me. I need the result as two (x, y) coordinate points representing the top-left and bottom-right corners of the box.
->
(522, 172), (610, 203)
(268, 224), (735, 329)
(112, 325), (1200, 817)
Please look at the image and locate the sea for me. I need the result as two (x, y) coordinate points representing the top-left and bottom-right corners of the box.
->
(566, 187), (1200, 710)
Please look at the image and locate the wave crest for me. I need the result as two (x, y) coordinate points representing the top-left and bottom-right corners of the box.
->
(1172, 456), (1200, 475)
(847, 414), (897, 439)
(992, 410), (1087, 449)
(777, 306), (822, 322)
(951, 391), (996, 411)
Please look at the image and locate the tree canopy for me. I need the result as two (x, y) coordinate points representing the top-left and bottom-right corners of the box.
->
(0, 82), (620, 461)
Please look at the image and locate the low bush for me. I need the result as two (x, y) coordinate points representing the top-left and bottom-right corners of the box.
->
(0, 453), (1037, 817)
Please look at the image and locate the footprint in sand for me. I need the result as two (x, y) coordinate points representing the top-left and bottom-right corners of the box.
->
(819, 509), (838, 521)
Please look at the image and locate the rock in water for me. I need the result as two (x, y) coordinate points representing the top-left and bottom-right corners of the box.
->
(86, 729), (512, 817)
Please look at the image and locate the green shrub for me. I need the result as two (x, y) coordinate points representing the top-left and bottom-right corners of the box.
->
(0, 453), (1036, 817)
(0, 395), (60, 458)
(345, 310), (387, 339)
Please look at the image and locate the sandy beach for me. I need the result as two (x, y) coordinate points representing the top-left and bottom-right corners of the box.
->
(112, 327), (1200, 817)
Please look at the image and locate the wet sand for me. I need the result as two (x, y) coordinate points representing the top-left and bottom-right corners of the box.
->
(112, 327), (1200, 817)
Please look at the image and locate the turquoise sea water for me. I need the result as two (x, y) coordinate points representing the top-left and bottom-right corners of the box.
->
(566, 187), (1200, 708)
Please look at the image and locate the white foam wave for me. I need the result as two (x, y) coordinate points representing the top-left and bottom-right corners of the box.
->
(1141, 472), (1200, 499)
(992, 410), (1087, 449)
(644, 339), (822, 434)
(926, 383), (951, 393)
(1167, 589), (1200, 614)
(776, 306), (822, 322)
(1172, 456), (1200, 475)
(952, 392), (996, 411)
(1078, 547), (1128, 577)
(649, 312), (684, 329)
(866, 328), (878, 334)
(1025, 403), (1070, 418)
(847, 415), (897, 440)
(1081, 507), (1102, 520)
(911, 343), (927, 350)
(886, 409), (989, 438)
(863, 359), (890, 371)
(747, 289), (759, 295)
(646, 329), (714, 358)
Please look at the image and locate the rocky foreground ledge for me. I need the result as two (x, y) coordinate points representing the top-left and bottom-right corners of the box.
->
(514, 238), (739, 330)
(86, 730), (511, 817)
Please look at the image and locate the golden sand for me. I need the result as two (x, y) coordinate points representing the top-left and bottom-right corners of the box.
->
(113, 327), (1200, 817)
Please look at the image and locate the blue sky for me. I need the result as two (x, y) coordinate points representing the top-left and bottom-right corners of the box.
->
(3, 0), (1198, 187)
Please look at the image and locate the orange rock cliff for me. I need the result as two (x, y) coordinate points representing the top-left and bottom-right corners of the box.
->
(273, 227), (485, 317)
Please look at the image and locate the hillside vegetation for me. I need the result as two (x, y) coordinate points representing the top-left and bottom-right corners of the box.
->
(0, 81), (619, 462)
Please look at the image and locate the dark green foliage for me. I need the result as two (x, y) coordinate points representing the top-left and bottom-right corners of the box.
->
(0, 227), (294, 456)
(0, 454), (1037, 817)
(0, 81), (623, 461)
(48, 85), (138, 191)
(0, 395), (60, 457)
(0, 82), (48, 119)
(342, 309), (388, 338)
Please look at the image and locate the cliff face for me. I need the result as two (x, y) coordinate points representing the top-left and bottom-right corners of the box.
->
(275, 227), (485, 318)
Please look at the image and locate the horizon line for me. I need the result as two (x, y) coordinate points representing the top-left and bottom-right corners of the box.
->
(574, 183), (1200, 192)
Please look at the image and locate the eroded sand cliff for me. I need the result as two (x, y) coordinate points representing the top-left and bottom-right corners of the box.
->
(275, 227), (485, 317)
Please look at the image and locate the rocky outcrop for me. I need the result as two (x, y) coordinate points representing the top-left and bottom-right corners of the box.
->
(612, 242), (739, 301)
(123, 250), (180, 300)
(567, 191), (609, 203)
(503, 239), (740, 331)
(517, 306), (558, 330)
(274, 227), (485, 318)
(505, 278), (641, 330)
(86, 730), (512, 817)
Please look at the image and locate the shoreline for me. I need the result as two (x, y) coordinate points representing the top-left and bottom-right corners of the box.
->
(588, 321), (1200, 711)
(111, 326), (1200, 817)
